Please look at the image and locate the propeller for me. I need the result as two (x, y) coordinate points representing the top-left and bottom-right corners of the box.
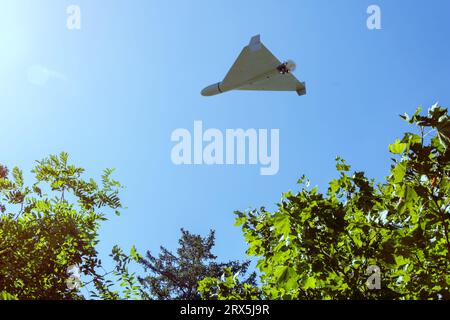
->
(285, 59), (296, 72)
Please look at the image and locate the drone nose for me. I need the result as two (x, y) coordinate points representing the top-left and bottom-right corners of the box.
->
(201, 83), (222, 96)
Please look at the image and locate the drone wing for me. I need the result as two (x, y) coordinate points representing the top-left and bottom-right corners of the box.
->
(221, 35), (281, 88)
(237, 72), (306, 96)
(221, 35), (306, 95)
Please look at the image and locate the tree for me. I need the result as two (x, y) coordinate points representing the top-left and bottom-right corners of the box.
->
(0, 152), (124, 299)
(199, 104), (450, 300)
(138, 229), (256, 300)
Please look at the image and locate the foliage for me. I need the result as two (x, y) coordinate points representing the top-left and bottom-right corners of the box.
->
(199, 104), (450, 300)
(138, 229), (256, 300)
(0, 152), (123, 299)
(0, 292), (18, 300)
(198, 267), (262, 300)
(107, 245), (145, 300)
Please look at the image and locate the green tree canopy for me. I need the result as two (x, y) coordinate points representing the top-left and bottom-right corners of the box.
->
(199, 104), (450, 300)
(138, 229), (256, 300)
(0, 153), (124, 299)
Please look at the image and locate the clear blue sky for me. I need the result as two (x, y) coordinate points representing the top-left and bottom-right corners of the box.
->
(1, 0), (449, 274)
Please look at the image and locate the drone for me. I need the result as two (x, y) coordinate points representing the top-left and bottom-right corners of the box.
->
(201, 35), (306, 97)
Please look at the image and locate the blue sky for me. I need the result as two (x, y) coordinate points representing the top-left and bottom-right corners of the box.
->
(1, 0), (449, 276)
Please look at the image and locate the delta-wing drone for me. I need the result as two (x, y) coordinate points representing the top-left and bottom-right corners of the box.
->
(201, 35), (306, 97)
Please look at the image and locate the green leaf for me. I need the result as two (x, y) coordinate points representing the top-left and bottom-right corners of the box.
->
(130, 246), (141, 261)
(274, 266), (299, 291)
(273, 214), (290, 236)
(389, 139), (407, 154)
(392, 162), (406, 183)
(303, 277), (316, 290)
